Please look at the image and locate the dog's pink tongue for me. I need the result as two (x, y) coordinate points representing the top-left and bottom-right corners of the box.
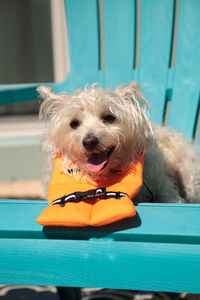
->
(86, 152), (108, 172)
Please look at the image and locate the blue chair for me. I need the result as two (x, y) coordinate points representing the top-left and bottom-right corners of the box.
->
(0, 0), (200, 298)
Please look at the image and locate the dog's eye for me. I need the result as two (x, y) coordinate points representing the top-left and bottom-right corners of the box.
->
(103, 114), (116, 123)
(70, 119), (80, 129)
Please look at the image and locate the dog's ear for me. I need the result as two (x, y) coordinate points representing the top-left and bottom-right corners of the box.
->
(115, 82), (153, 157)
(115, 81), (150, 111)
(37, 86), (58, 100)
(37, 86), (66, 120)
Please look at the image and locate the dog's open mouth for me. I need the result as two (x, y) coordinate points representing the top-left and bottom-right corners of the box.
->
(86, 147), (114, 172)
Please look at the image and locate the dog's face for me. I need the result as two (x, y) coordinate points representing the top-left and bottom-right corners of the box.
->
(38, 82), (152, 180)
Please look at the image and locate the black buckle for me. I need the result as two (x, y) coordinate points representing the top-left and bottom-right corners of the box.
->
(94, 187), (107, 199)
(57, 187), (107, 207)
(75, 187), (106, 201)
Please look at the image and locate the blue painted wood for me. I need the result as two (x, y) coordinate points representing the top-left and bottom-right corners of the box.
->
(103, 0), (135, 87)
(61, 0), (101, 89)
(1, 200), (200, 292)
(1, 238), (200, 292)
(1, 200), (200, 242)
(0, 85), (38, 105)
(138, 0), (174, 124)
(168, 0), (200, 139)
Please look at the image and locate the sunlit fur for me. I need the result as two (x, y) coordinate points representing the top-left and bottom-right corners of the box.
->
(38, 82), (200, 203)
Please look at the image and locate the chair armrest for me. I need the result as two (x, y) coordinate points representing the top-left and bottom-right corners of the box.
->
(0, 84), (39, 104)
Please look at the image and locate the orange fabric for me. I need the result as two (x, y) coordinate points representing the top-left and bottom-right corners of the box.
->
(36, 155), (143, 227)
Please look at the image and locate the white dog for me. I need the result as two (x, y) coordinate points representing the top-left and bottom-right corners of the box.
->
(38, 82), (200, 204)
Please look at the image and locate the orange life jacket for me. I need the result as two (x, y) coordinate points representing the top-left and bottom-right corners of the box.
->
(36, 154), (143, 227)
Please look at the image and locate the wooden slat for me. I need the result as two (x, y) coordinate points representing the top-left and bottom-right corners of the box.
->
(103, 0), (135, 87)
(1, 238), (200, 292)
(0, 85), (38, 104)
(1, 200), (200, 292)
(65, 0), (99, 70)
(138, 0), (174, 124)
(1, 200), (200, 242)
(169, 89), (199, 139)
(168, 0), (200, 140)
(58, 0), (100, 91)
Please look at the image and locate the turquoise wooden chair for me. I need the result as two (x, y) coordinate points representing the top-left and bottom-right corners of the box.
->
(0, 0), (200, 298)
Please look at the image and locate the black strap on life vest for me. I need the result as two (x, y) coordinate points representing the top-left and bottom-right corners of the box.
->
(50, 187), (128, 207)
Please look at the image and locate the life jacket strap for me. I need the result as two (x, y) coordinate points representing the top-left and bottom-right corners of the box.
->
(50, 187), (128, 207)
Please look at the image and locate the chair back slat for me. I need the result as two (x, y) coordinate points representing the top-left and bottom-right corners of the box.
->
(138, 0), (174, 124)
(66, 0), (99, 70)
(62, 0), (100, 89)
(168, 0), (200, 139)
(103, 0), (135, 87)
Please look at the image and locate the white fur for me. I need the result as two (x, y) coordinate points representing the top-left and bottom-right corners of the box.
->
(38, 82), (200, 203)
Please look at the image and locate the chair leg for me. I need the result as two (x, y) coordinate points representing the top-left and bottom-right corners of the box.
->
(57, 287), (81, 300)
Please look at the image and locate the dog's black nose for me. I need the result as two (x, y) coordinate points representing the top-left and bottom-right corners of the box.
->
(82, 135), (99, 151)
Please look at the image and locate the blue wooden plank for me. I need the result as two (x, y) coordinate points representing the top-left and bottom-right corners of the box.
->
(104, 0), (135, 70)
(1, 200), (200, 291)
(169, 88), (199, 140)
(168, 0), (200, 139)
(103, 0), (135, 87)
(0, 85), (38, 104)
(138, 0), (174, 124)
(0, 238), (200, 292)
(1, 200), (200, 243)
(59, 0), (101, 90)
(65, 0), (99, 71)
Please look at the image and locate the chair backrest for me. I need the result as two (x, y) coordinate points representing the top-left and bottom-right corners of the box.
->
(0, 0), (200, 143)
